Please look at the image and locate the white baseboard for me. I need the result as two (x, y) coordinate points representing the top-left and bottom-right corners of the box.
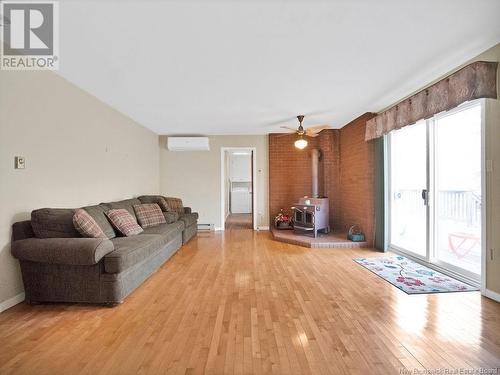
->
(0, 292), (25, 313)
(483, 288), (500, 303)
(215, 227), (224, 231)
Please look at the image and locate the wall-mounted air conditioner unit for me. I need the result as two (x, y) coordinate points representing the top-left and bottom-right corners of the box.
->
(167, 137), (210, 151)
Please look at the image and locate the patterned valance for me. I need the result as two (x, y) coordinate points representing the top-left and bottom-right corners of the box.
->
(365, 61), (498, 141)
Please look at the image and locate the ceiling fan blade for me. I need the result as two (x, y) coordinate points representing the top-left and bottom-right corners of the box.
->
(280, 126), (298, 132)
(307, 124), (332, 131)
(306, 133), (320, 138)
(305, 125), (331, 137)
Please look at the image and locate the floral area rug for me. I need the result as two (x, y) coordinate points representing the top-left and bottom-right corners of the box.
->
(353, 255), (478, 294)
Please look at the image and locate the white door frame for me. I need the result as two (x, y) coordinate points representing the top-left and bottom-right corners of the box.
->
(220, 147), (257, 230)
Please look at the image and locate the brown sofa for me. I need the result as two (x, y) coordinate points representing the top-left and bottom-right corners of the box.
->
(11, 196), (198, 305)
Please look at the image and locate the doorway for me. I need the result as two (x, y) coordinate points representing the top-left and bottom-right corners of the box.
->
(388, 100), (484, 283)
(221, 148), (257, 230)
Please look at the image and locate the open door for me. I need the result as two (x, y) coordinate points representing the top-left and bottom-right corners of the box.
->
(223, 149), (254, 230)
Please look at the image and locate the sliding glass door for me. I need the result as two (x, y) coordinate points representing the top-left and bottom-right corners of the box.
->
(390, 120), (427, 258)
(388, 101), (483, 281)
(433, 104), (482, 276)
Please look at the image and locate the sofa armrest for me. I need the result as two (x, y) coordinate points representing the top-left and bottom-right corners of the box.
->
(12, 238), (114, 266)
(184, 207), (192, 214)
(12, 220), (35, 241)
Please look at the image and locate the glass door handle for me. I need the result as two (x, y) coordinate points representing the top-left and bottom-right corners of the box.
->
(421, 189), (429, 206)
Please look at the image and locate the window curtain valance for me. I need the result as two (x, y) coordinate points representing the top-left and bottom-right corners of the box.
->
(365, 61), (498, 141)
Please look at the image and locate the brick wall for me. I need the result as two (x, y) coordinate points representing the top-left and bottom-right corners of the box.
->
(268, 133), (322, 222)
(337, 113), (376, 245)
(269, 113), (376, 246)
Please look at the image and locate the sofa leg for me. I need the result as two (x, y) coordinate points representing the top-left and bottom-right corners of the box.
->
(103, 301), (123, 308)
(25, 299), (41, 305)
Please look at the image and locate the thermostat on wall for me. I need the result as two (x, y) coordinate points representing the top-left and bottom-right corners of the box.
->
(15, 156), (25, 169)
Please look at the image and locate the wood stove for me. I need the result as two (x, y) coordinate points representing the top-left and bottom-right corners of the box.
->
(292, 197), (330, 237)
(291, 148), (331, 237)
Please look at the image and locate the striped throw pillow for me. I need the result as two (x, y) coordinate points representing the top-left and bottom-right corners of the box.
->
(106, 209), (143, 236)
(164, 197), (184, 214)
(158, 197), (171, 212)
(134, 203), (166, 228)
(73, 208), (107, 238)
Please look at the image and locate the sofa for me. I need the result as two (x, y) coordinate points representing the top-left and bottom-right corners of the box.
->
(11, 196), (198, 305)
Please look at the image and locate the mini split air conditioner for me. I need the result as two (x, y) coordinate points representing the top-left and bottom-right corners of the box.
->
(167, 137), (210, 151)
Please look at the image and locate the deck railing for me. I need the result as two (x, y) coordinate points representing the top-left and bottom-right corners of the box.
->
(394, 190), (481, 227)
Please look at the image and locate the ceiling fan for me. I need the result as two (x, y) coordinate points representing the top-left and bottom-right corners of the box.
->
(279, 115), (331, 149)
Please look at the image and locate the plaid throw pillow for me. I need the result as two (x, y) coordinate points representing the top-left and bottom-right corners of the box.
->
(106, 209), (143, 236)
(158, 197), (171, 212)
(134, 203), (166, 228)
(73, 208), (107, 238)
(164, 197), (184, 214)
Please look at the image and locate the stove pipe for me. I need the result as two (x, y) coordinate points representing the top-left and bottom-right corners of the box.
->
(311, 148), (320, 198)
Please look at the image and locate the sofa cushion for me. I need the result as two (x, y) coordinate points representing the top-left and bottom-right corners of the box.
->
(164, 197), (184, 214)
(82, 205), (116, 239)
(138, 195), (171, 212)
(106, 209), (143, 236)
(163, 211), (179, 224)
(105, 234), (165, 273)
(134, 203), (166, 228)
(73, 209), (106, 238)
(142, 221), (184, 243)
(178, 212), (198, 227)
(101, 198), (142, 220)
(31, 208), (81, 238)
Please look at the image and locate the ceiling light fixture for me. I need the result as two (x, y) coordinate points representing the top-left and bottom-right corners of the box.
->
(294, 137), (308, 149)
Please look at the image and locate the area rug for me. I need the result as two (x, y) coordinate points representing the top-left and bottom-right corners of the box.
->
(353, 255), (478, 294)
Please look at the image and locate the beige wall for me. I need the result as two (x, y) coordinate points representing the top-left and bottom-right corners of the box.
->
(160, 135), (269, 229)
(0, 70), (160, 309)
(478, 44), (500, 295)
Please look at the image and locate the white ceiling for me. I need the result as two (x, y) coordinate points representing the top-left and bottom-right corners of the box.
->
(57, 0), (500, 135)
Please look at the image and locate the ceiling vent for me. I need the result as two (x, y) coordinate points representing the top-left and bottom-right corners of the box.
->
(167, 137), (210, 151)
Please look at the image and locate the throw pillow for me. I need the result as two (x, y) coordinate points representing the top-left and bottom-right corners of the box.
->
(106, 209), (143, 236)
(134, 203), (166, 228)
(164, 197), (184, 214)
(73, 208), (107, 238)
(158, 197), (171, 212)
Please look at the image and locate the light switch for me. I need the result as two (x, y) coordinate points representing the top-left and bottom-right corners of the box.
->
(15, 156), (25, 169)
(486, 160), (493, 173)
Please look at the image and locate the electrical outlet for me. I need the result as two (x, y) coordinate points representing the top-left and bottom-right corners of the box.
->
(14, 156), (25, 169)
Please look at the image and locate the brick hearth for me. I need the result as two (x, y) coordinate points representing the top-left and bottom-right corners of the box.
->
(270, 228), (369, 249)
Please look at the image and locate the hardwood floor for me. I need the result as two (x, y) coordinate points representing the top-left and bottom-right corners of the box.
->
(1, 228), (499, 374)
(225, 214), (253, 230)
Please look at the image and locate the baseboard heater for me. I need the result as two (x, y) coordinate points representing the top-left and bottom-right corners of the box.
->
(197, 223), (215, 231)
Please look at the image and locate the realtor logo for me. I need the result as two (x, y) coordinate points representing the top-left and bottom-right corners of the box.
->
(1, 1), (59, 70)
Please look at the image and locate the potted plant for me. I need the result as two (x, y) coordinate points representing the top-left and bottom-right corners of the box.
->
(274, 209), (293, 229)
